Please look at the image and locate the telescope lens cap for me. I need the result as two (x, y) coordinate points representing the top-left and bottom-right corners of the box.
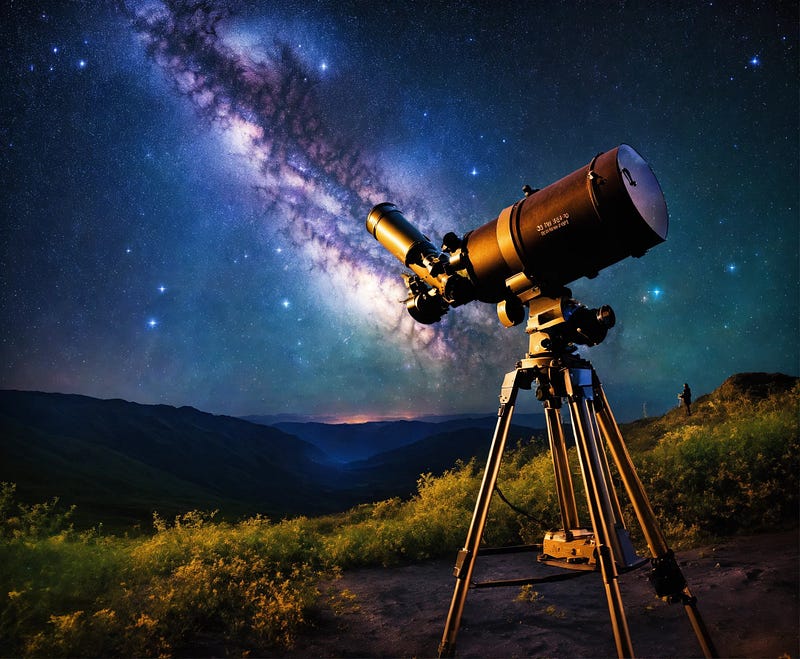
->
(617, 144), (668, 242)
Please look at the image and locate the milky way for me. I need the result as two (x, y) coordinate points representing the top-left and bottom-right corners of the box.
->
(126, 0), (494, 366)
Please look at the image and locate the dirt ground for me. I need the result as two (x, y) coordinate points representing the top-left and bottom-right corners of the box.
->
(283, 530), (798, 658)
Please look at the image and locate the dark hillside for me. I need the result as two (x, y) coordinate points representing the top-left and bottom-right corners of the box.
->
(620, 372), (799, 453)
(0, 391), (345, 527)
(343, 424), (546, 501)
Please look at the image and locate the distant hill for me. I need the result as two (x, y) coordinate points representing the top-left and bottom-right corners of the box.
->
(244, 414), (546, 462)
(342, 425), (548, 501)
(0, 391), (348, 527)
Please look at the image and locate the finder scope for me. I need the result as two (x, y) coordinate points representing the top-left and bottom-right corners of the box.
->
(366, 144), (668, 325)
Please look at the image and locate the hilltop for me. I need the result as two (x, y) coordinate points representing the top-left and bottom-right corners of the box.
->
(620, 371), (798, 452)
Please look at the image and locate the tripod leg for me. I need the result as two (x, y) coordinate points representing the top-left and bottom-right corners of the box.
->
(594, 380), (719, 658)
(545, 405), (581, 531)
(564, 367), (635, 658)
(438, 368), (523, 658)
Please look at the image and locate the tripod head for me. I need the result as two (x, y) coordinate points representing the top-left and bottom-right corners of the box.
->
(521, 288), (615, 358)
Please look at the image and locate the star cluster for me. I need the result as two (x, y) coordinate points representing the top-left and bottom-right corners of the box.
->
(1, 1), (797, 421)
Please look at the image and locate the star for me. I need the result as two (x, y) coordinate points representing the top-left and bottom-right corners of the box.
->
(641, 288), (664, 303)
(147, 318), (158, 329)
(749, 55), (761, 67)
(158, 285), (166, 293)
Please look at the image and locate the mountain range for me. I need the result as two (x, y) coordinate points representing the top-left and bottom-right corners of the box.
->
(4, 372), (794, 530)
(244, 413), (546, 462)
(0, 390), (543, 528)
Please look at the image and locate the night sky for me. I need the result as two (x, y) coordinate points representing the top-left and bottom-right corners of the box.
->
(2, 1), (797, 422)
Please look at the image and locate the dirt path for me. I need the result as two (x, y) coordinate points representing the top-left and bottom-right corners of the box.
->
(283, 530), (798, 658)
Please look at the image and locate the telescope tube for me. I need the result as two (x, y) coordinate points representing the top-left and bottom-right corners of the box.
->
(462, 144), (668, 302)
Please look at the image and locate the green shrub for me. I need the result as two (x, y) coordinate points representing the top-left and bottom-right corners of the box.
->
(638, 403), (798, 539)
(323, 461), (482, 567)
(1, 499), (332, 657)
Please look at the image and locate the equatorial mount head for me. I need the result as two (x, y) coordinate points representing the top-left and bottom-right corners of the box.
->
(523, 289), (616, 357)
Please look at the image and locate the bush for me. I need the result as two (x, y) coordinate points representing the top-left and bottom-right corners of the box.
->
(1, 499), (333, 657)
(323, 461), (482, 567)
(638, 401), (799, 539)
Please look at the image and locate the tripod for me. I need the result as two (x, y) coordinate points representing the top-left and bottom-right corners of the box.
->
(438, 293), (718, 658)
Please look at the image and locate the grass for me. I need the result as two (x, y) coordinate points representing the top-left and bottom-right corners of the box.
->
(1, 381), (797, 656)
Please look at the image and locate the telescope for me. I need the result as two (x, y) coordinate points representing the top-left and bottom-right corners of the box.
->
(366, 144), (668, 327)
(366, 146), (719, 659)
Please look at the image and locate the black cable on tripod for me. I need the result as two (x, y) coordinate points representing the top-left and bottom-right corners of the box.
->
(494, 484), (546, 526)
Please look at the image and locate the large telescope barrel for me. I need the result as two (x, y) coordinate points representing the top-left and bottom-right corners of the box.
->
(462, 144), (668, 302)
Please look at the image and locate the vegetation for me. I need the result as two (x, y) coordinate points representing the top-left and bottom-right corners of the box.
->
(1, 379), (797, 656)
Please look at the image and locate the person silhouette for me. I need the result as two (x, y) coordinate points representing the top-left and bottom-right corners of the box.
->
(678, 382), (692, 416)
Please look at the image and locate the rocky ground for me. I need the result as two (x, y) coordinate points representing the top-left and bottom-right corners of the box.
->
(283, 530), (798, 658)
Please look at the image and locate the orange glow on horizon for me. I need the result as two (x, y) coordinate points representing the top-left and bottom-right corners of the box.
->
(320, 411), (421, 424)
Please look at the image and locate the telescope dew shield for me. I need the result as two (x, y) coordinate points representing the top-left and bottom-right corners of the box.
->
(462, 144), (668, 302)
(366, 202), (439, 268)
(367, 201), (475, 311)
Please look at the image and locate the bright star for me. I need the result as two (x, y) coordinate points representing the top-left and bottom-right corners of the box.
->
(158, 285), (166, 293)
(147, 318), (158, 328)
(320, 61), (328, 72)
(470, 167), (478, 176)
(641, 288), (663, 303)
(281, 299), (290, 309)
(726, 263), (737, 273)
(749, 55), (760, 67)
(78, 59), (86, 69)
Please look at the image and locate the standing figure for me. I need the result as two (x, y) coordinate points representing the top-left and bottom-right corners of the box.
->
(678, 382), (692, 416)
